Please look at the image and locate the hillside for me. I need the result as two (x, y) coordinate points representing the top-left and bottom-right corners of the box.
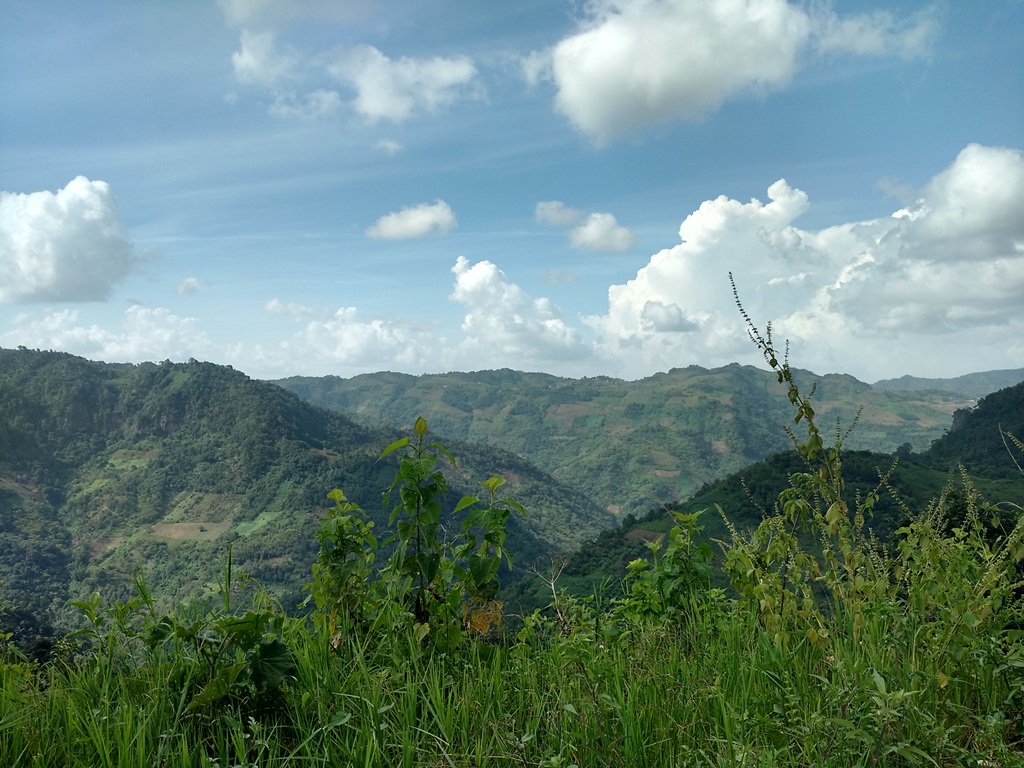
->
(530, 379), (1024, 607)
(275, 365), (971, 517)
(0, 349), (610, 622)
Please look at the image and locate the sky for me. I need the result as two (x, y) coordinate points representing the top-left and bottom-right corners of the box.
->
(1, 0), (1022, 384)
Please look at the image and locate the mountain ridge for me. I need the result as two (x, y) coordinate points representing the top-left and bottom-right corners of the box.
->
(274, 363), (976, 517)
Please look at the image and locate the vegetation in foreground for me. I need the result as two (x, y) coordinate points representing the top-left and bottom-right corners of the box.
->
(3, 317), (1024, 767)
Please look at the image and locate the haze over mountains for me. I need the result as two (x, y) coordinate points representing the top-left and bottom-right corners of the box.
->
(2, 346), (1021, 627)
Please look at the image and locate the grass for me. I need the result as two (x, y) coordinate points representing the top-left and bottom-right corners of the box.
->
(2, 585), (1021, 768)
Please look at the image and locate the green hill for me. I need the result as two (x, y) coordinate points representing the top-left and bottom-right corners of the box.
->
(274, 365), (972, 517)
(530, 379), (1024, 607)
(0, 349), (610, 623)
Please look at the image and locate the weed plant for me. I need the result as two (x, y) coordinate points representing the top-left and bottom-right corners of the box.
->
(2, 310), (1023, 766)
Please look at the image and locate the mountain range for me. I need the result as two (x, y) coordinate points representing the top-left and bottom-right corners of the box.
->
(274, 365), (984, 517)
(0, 349), (605, 622)
(2, 347), (1021, 628)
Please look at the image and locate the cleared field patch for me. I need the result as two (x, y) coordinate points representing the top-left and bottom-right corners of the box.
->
(164, 491), (242, 523)
(107, 448), (157, 470)
(234, 508), (283, 536)
(150, 520), (231, 542)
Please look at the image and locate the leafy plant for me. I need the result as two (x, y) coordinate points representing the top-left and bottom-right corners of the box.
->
(306, 416), (522, 651)
(614, 509), (715, 626)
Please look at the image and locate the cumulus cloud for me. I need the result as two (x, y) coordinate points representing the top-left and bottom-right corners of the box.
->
(2, 306), (211, 361)
(0, 177), (140, 303)
(366, 200), (457, 239)
(328, 45), (479, 123)
(449, 256), (590, 363)
(536, 201), (635, 252)
(278, 307), (434, 369)
(224, 4), (477, 125)
(530, 0), (939, 142)
(588, 143), (1024, 379)
(568, 212), (636, 252)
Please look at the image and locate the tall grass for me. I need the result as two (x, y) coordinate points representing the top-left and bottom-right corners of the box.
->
(2, 586), (1021, 767)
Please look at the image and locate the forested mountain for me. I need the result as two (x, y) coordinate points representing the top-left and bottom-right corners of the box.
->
(873, 368), (1024, 399)
(0, 349), (609, 623)
(528, 379), (1024, 607)
(4, 345), (1017, 633)
(275, 365), (971, 517)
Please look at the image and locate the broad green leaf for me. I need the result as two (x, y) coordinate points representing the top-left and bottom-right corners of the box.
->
(380, 436), (409, 458)
(481, 475), (506, 494)
(454, 495), (479, 513)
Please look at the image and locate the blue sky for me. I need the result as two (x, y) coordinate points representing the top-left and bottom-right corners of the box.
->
(1, 0), (1022, 382)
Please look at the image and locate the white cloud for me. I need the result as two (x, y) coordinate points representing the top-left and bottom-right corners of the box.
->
(0, 177), (140, 303)
(278, 307), (434, 368)
(640, 300), (698, 332)
(535, 200), (582, 227)
(813, 6), (940, 59)
(449, 256), (590, 363)
(267, 89), (342, 120)
(263, 298), (316, 317)
(229, 30), (341, 120)
(915, 143), (1024, 243)
(366, 200), (457, 239)
(536, 201), (635, 251)
(588, 143), (1024, 379)
(568, 212), (636, 252)
(2, 306), (211, 361)
(533, 0), (939, 142)
(177, 277), (202, 295)
(231, 29), (296, 88)
(329, 45), (479, 123)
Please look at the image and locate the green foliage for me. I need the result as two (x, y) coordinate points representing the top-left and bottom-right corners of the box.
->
(614, 510), (715, 626)
(305, 417), (523, 651)
(304, 488), (378, 644)
(69, 557), (296, 723)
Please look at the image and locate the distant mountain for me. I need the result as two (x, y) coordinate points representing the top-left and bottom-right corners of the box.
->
(873, 369), (1024, 399)
(0, 349), (610, 623)
(274, 365), (972, 518)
